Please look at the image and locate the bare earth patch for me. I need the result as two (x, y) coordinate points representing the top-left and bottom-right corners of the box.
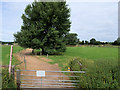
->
(35, 56), (53, 62)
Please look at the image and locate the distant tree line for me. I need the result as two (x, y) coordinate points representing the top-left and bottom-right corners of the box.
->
(64, 34), (120, 46)
(79, 38), (120, 46)
(112, 37), (120, 45)
(0, 41), (14, 45)
(79, 38), (110, 45)
(1, 36), (119, 46)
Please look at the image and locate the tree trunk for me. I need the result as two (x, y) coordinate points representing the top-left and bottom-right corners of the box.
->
(42, 48), (47, 55)
(32, 49), (35, 55)
(42, 48), (44, 55)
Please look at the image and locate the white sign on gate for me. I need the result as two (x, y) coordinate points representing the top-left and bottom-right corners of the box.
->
(36, 71), (45, 77)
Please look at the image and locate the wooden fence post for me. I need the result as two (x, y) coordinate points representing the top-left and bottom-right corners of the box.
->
(9, 45), (13, 76)
(16, 69), (20, 89)
(11, 65), (15, 80)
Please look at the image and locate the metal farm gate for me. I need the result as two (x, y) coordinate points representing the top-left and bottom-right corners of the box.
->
(16, 69), (85, 88)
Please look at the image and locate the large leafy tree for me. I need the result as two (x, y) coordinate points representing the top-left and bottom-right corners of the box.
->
(14, 1), (71, 55)
(90, 38), (96, 45)
(65, 33), (79, 45)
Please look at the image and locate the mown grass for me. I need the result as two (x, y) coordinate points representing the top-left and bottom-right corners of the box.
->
(2, 45), (23, 65)
(46, 46), (118, 71)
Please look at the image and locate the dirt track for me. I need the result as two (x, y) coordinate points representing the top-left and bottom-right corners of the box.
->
(15, 48), (60, 71)
(14, 49), (69, 88)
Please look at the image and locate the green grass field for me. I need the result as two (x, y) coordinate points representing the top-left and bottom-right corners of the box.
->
(1, 45), (119, 88)
(45, 46), (119, 88)
(46, 46), (118, 70)
(2, 45), (23, 65)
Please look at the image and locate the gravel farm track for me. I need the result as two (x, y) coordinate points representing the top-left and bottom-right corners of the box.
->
(14, 48), (69, 88)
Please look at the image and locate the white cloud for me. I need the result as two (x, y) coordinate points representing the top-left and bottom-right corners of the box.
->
(1, 2), (118, 42)
(68, 2), (118, 42)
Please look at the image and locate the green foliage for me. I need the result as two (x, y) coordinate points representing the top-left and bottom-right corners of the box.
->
(34, 49), (42, 55)
(65, 33), (79, 45)
(69, 59), (119, 88)
(14, 1), (71, 55)
(85, 41), (89, 44)
(2, 69), (16, 89)
(0, 41), (14, 45)
(112, 37), (120, 45)
(94, 41), (101, 45)
(89, 38), (102, 45)
(79, 40), (84, 45)
(90, 38), (96, 44)
(117, 37), (120, 43)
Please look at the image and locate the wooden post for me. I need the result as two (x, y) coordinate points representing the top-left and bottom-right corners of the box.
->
(9, 45), (13, 76)
(47, 54), (48, 57)
(16, 69), (20, 90)
(11, 65), (15, 80)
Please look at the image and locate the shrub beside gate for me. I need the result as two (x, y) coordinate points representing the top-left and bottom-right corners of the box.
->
(69, 58), (119, 88)
(2, 68), (16, 88)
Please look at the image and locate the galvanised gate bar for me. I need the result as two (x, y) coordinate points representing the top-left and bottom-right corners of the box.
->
(16, 69), (85, 88)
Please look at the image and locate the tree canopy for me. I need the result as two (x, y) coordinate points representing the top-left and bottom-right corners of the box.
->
(65, 33), (79, 45)
(90, 38), (96, 44)
(14, 1), (71, 55)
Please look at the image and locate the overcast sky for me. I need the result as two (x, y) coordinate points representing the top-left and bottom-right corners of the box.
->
(0, 0), (118, 42)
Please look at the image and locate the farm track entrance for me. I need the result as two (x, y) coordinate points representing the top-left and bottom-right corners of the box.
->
(14, 49), (85, 88)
